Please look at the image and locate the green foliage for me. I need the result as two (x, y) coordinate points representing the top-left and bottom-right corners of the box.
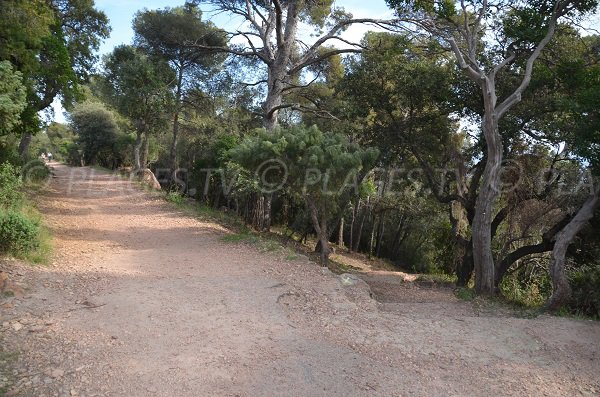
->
(231, 125), (379, 200)
(188, 134), (241, 199)
(415, 273), (457, 285)
(342, 32), (455, 162)
(102, 45), (175, 124)
(221, 232), (257, 244)
(65, 141), (83, 166)
(0, 162), (24, 210)
(230, 125), (378, 263)
(0, 0), (53, 72)
(568, 265), (600, 318)
(386, 0), (456, 17)
(0, 0), (110, 138)
(0, 209), (40, 255)
(500, 269), (551, 308)
(69, 101), (121, 167)
(44, 122), (76, 160)
(133, 5), (226, 72)
(0, 161), (47, 259)
(21, 159), (50, 182)
(455, 287), (475, 301)
(0, 61), (27, 136)
(165, 191), (185, 206)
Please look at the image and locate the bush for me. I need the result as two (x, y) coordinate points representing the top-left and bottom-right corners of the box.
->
(0, 162), (23, 209)
(21, 159), (50, 182)
(65, 142), (83, 166)
(165, 191), (185, 205)
(0, 210), (40, 255)
(569, 265), (600, 318)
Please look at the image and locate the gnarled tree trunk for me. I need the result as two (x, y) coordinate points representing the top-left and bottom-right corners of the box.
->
(546, 186), (600, 311)
(307, 199), (330, 266)
(472, 82), (502, 295)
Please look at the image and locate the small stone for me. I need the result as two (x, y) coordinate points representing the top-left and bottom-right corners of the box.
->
(51, 369), (64, 378)
(12, 322), (23, 331)
(29, 326), (45, 332)
(339, 273), (360, 286)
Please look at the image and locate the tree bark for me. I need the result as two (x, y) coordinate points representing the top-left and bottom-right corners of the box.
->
(18, 133), (32, 158)
(169, 68), (184, 185)
(354, 196), (369, 252)
(456, 244), (474, 287)
(546, 186), (600, 311)
(141, 132), (150, 169)
(338, 216), (344, 248)
(349, 199), (358, 250)
(262, 1), (299, 130)
(375, 213), (385, 258)
(472, 80), (502, 295)
(307, 199), (330, 266)
(263, 193), (272, 232)
(133, 130), (143, 170)
(369, 213), (376, 259)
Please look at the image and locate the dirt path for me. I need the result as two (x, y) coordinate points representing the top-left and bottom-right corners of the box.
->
(1, 164), (599, 397)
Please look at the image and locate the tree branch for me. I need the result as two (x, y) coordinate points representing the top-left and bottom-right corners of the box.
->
(496, 1), (566, 118)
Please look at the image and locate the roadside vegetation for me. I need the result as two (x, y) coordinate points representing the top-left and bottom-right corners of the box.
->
(0, 162), (51, 263)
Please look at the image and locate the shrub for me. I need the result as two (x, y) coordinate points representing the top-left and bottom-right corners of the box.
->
(0, 210), (40, 255)
(0, 162), (23, 209)
(500, 269), (550, 308)
(21, 159), (50, 182)
(65, 142), (83, 166)
(165, 191), (185, 205)
(455, 287), (475, 301)
(568, 265), (600, 318)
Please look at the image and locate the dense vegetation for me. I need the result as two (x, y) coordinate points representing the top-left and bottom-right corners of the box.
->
(1, 0), (599, 317)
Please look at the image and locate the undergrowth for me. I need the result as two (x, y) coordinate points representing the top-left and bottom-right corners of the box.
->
(0, 162), (52, 263)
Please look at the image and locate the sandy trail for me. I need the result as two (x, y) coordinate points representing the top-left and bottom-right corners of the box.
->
(1, 164), (599, 397)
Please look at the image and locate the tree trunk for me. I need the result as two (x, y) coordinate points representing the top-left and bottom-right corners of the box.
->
(169, 111), (180, 178)
(263, 193), (272, 232)
(18, 133), (32, 158)
(319, 215), (330, 266)
(307, 199), (330, 266)
(546, 186), (600, 311)
(472, 85), (502, 295)
(338, 217), (344, 248)
(262, 2), (299, 130)
(391, 214), (407, 257)
(354, 196), (370, 252)
(254, 195), (264, 230)
(456, 243), (474, 287)
(349, 199), (358, 251)
(369, 214), (376, 259)
(375, 213), (385, 257)
(169, 69), (184, 185)
(133, 130), (143, 170)
(141, 132), (150, 169)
